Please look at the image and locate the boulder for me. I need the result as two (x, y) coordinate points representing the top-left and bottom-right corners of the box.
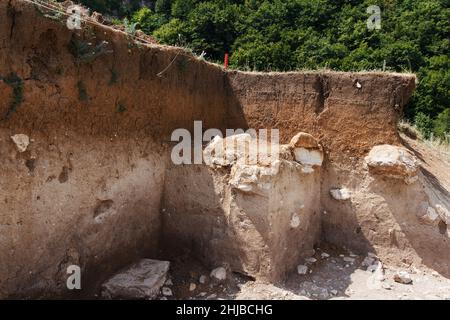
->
(365, 145), (419, 184)
(101, 259), (170, 299)
(161, 287), (173, 296)
(297, 265), (308, 275)
(288, 132), (323, 172)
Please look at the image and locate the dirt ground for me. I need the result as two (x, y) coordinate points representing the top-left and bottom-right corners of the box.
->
(159, 243), (450, 300)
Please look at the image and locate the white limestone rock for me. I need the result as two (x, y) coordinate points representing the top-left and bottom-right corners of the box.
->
(11, 134), (30, 152)
(365, 145), (419, 184)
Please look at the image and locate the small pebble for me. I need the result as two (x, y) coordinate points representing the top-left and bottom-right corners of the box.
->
(297, 265), (308, 275)
(161, 287), (173, 296)
(305, 257), (317, 264)
(199, 275), (207, 284)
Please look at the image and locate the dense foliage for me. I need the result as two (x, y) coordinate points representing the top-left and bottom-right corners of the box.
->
(77, 0), (449, 140)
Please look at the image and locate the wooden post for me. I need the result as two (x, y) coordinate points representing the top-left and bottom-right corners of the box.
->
(224, 53), (229, 69)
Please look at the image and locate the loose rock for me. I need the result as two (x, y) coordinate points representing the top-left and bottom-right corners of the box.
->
(210, 267), (227, 281)
(329, 188), (351, 201)
(161, 287), (173, 296)
(297, 265), (308, 275)
(321, 252), (330, 259)
(289, 132), (320, 149)
(343, 257), (355, 263)
(394, 271), (413, 284)
(11, 134), (30, 153)
(305, 257), (317, 264)
(101, 259), (170, 299)
(165, 278), (173, 286)
(435, 204), (450, 225)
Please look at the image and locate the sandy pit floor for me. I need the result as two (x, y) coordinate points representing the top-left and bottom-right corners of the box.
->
(159, 244), (450, 300)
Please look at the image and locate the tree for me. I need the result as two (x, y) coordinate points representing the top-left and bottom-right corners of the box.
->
(79, 0), (450, 140)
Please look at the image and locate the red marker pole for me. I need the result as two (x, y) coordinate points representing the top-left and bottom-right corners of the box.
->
(224, 53), (229, 69)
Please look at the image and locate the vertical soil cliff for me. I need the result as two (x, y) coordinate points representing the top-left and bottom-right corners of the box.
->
(0, 0), (448, 298)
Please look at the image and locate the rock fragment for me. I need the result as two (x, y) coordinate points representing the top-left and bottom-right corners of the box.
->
(288, 132), (323, 172)
(199, 275), (207, 284)
(329, 188), (351, 201)
(289, 132), (320, 149)
(435, 204), (450, 225)
(419, 206), (440, 226)
(165, 278), (173, 286)
(361, 256), (376, 268)
(11, 134), (30, 152)
(343, 257), (355, 263)
(290, 213), (301, 228)
(364, 144), (419, 184)
(394, 271), (413, 284)
(297, 265), (308, 275)
(305, 257), (317, 264)
(321, 252), (330, 259)
(210, 267), (227, 281)
(101, 259), (170, 299)
(161, 287), (173, 296)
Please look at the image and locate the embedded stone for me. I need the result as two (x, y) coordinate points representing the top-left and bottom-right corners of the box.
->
(365, 145), (419, 184)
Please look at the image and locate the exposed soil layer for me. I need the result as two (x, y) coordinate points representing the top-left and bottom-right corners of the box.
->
(0, 0), (448, 299)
